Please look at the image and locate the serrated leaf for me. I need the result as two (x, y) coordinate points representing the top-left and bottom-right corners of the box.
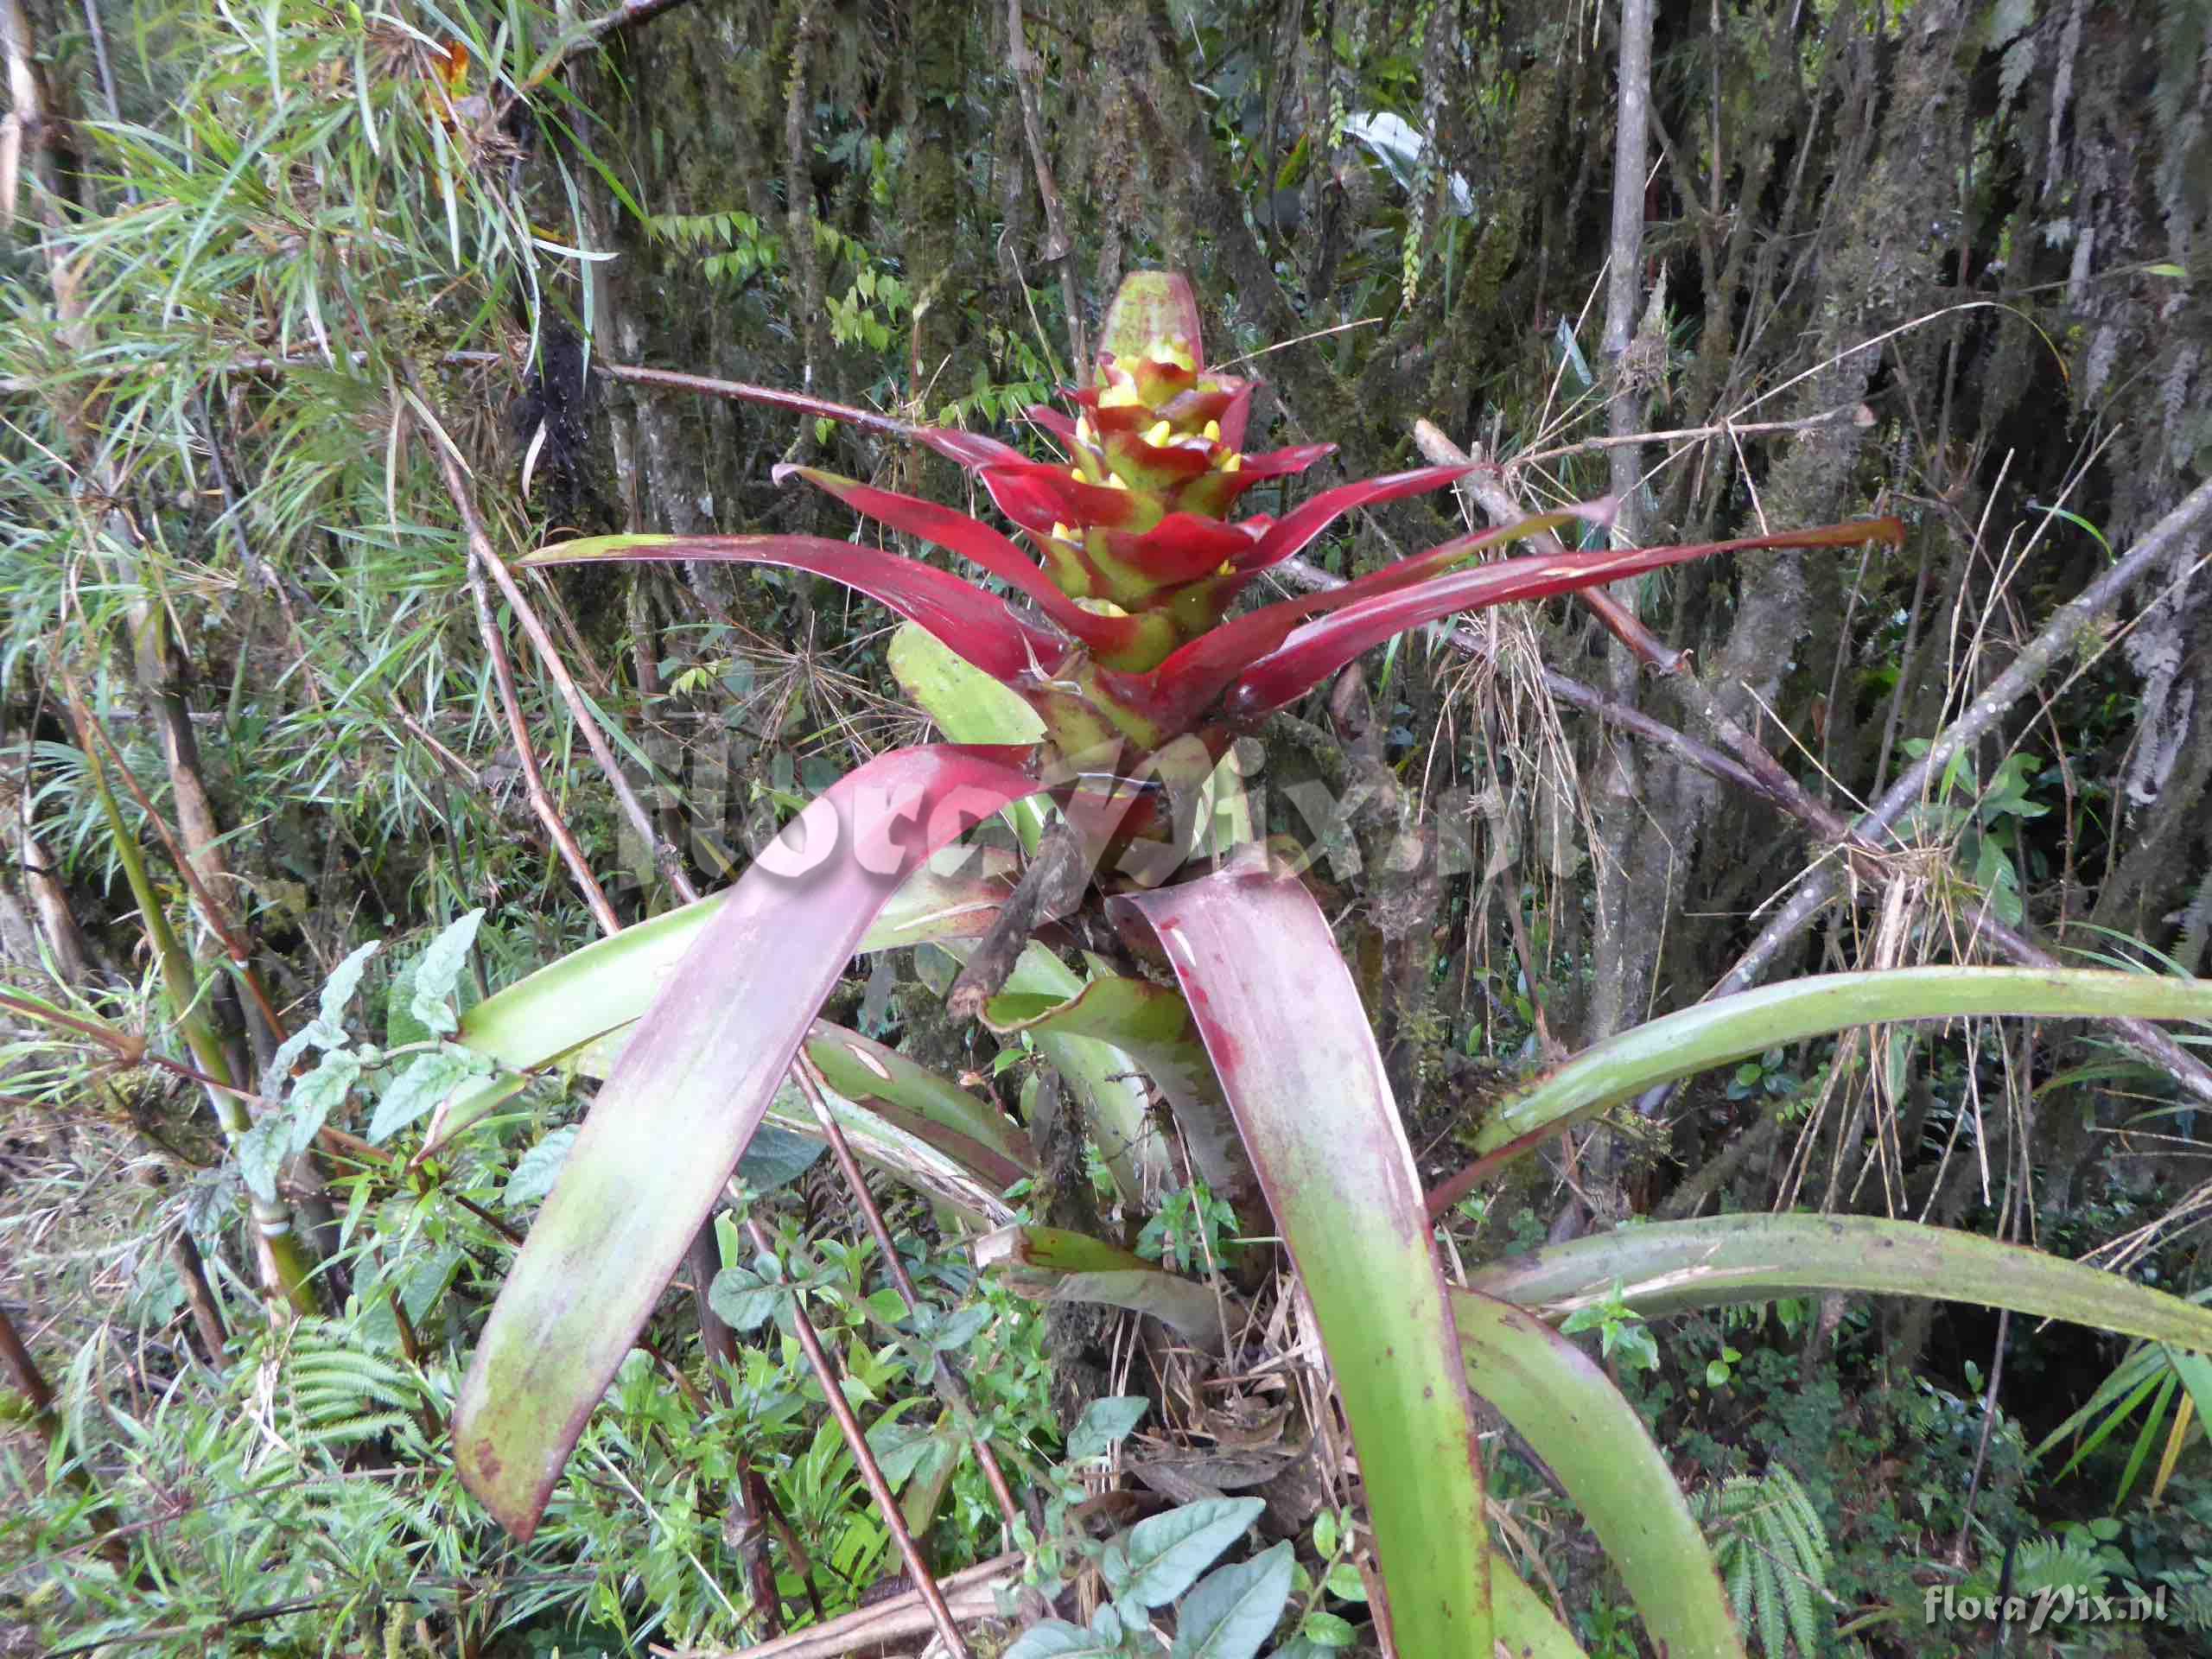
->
(368, 1047), (476, 1143)
(1123, 1497), (1266, 1608)
(1068, 1395), (1151, 1462)
(1171, 1541), (1294, 1659)
(504, 1126), (579, 1206)
(409, 909), (485, 1037)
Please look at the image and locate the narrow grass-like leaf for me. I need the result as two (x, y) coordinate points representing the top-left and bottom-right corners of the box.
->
(525, 532), (1064, 683)
(1470, 1214), (2212, 1354)
(1438, 966), (2212, 1212)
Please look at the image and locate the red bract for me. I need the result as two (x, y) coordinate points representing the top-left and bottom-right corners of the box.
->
(531, 271), (1904, 760)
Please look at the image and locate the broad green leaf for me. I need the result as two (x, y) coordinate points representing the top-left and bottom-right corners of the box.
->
(976, 1225), (1233, 1351)
(319, 939), (382, 1031)
(1452, 1289), (1744, 1658)
(385, 954), (435, 1049)
(985, 974), (1261, 1222)
(1067, 1395), (1151, 1462)
(733, 1122), (829, 1195)
(888, 620), (1046, 743)
(442, 847), (1018, 1152)
(452, 747), (1040, 1537)
(1123, 1498), (1266, 1609)
(504, 1127), (578, 1207)
(707, 1266), (783, 1332)
(1003, 1622), (1122, 1659)
(408, 909), (484, 1037)
(1171, 1541), (1294, 1659)
(990, 943), (1174, 1205)
(369, 1047), (480, 1143)
(1489, 1563), (1590, 1658)
(1122, 856), (1492, 1656)
(1470, 1214), (2212, 1354)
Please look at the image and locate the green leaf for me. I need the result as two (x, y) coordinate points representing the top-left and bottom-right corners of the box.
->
(734, 1123), (828, 1194)
(1003, 1622), (1123, 1659)
(708, 1267), (783, 1332)
(1122, 1498), (1265, 1608)
(408, 909), (485, 1037)
(1299, 1610), (1357, 1648)
(1124, 862), (1494, 1656)
(1068, 1395), (1151, 1462)
(320, 940), (382, 1031)
(1170, 1541), (1294, 1659)
(1452, 1288), (1744, 1658)
(236, 1116), (289, 1204)
(1471, 1214), (2212, 1353)
(976, 1225), (1232, 1351)
(930, 1302), (993, 1351)
(289, 1049), (361, 1152)
(1461, 967), (2212, 1174)
(368, 1046), (479, 1143)
(385, 953), (435, 1049)
(504, 1127), (578, 1207)
(1322, 1562), (1365, 1602)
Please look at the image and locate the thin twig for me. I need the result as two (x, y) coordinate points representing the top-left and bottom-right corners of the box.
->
(790, 1052), (1027, 1532)
(488, 0), (695, 126)
(1006, 0), (1084, 373)
(1694, 476), (2212, 1099)
(742, 1217), (971, 1659)
(681, 1552), (1021, 1659)
(404, 359), (701, 907)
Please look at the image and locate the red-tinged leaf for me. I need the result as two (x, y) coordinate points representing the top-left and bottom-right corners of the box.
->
(1213, 379), (1255, 452)
(1239, 461), (1476, 573)
(453, 746), (1045, 1539)
(1231, 441), (1340, 482)
(775, 466), (1151, 658)
(976, 461), (1149, 536)
(1125, 513), (1587, 732)
(1224, 520), (1905, 718)
(808, 1020), (1035, 1186)
(1118, 854), (1493, 1656)
(1099, 426), (1215, 493)
(1024, 405), (1079, 445)
(525, 532), (1062, 685)
(1109, 514), (1260, 588)
(1099, 271), (1205, 375)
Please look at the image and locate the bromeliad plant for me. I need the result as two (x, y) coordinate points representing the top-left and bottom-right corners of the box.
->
(448, 274), (2212, 1656)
